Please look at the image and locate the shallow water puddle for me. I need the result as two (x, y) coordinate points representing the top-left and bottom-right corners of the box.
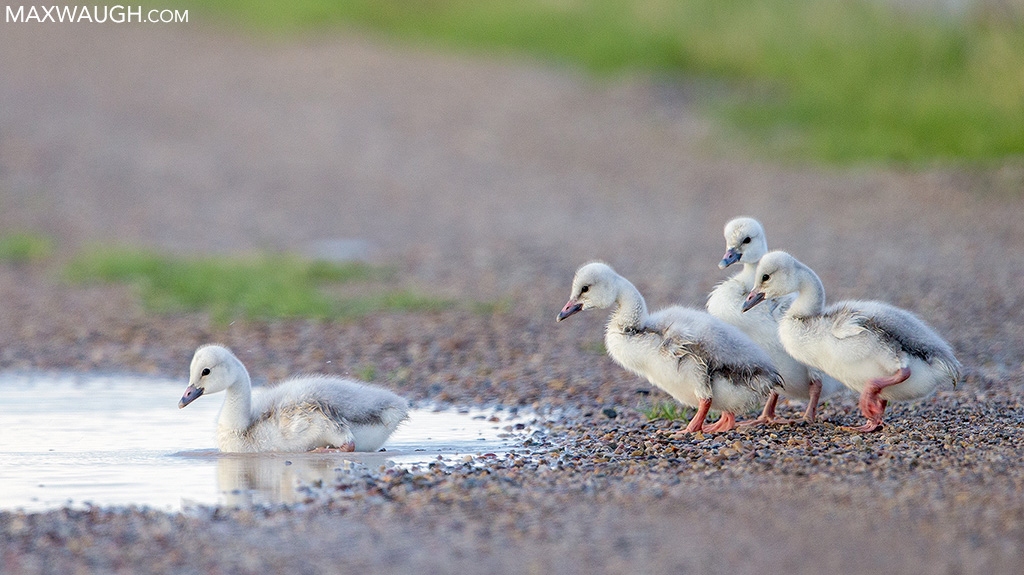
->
(0, 373), (526, 511)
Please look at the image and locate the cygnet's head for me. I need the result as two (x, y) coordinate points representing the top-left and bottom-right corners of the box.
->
(556, 262), (623, 322)
(719, 217), (768, 269)
(178, 345), (245, 408)
(742, 251), (802, 312)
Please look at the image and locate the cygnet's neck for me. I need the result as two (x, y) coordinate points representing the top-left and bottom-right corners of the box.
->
(786, 262), (827, 319)
(608, 276), (648, 331)
(217, 358), (253, 431)
(733, 261), (757, 291)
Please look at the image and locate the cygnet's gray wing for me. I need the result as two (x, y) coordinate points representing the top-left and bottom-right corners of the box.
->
(826, 300), (961, 385)
(302, 376), (409, 426)
(651, 307), (783, 396)
(257, 376), (409, 428)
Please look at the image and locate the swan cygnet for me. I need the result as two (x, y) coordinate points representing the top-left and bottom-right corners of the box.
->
(743, 252), (961, 432)
(707, 217), (843, 424)
(178, 345), (409, 453)
(557, 262), (783, 434)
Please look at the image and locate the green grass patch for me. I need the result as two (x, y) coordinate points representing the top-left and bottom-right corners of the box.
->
(639, 400), (695, 422)
(189, 0), (1024, 164)
(0, 233), (55, 264)
(64, 247), (452, 322)
(470, 297), (514, 316)
(579, 341), (607, 356)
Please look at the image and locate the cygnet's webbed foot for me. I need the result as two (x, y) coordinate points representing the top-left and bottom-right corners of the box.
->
(736, 415), (769, 428)
(840, 419), (884, 433)
(702, 412), (737, 433)
(683, 420), (704, 434)
(310, 442), (355, 453)
(738, 415), (797, 427)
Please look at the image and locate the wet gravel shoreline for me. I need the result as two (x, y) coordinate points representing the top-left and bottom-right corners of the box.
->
(4, 399), (1022, 574)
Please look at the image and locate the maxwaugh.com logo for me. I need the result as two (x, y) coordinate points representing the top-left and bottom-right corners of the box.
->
(6, 5), (188, 23)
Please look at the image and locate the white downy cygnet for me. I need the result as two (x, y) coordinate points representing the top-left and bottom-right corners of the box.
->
(178, 345), (409, 452)
(707, 217), (843, 423)
(743, 252), (961, 432)
(557, 262), (783, 434)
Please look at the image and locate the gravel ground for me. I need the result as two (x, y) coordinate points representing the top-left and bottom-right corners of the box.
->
(1, 23), (1024, 575)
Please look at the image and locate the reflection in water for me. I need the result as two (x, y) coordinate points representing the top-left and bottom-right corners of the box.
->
(216, 455), (340, 507)
(0, 373), (530, 511)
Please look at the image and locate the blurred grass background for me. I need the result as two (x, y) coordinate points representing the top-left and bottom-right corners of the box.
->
(64, 248), (452, 323)
(189, 0), (1024, 165)
(0, 233), (55, 264)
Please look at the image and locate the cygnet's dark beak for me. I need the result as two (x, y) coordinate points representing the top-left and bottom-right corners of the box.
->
(741, 290), (766, 313)
(556, 299), (583, 322)
(178, 385), (204, 409)
(719, 247), (741, 269)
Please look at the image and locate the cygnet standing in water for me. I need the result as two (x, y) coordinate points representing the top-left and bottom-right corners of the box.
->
(178, 345), (409, 452)
(707, 217), (843, 424)
(743, 252), (961, 432)
(557, 262), (783, 434)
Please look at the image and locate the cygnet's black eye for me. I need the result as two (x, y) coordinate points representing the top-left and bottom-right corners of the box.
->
(201, 368), (211, 377)
(761, 274), (770, 282)
(580, 285), (589, 294)
(742, 237), (751, 245)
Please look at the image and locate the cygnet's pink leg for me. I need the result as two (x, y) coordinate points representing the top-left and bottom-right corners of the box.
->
(842, 367), (910, 432)
(802, 378), (823, 423)
(310, 441), (355, 453)
(682, 398), (713, 434)
(738, 393), (777, 427)
(703, 411), (737, 433)
(738, 393), (795, 426)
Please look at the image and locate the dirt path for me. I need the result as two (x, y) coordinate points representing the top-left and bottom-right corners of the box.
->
(1, 22), (1023, 575)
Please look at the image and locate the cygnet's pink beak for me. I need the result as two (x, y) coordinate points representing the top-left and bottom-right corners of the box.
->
(741, 290), (766, 313)
(719, 247), (741, 269)
(556, 299), (583, 322)
(178, 385), (204, 409)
